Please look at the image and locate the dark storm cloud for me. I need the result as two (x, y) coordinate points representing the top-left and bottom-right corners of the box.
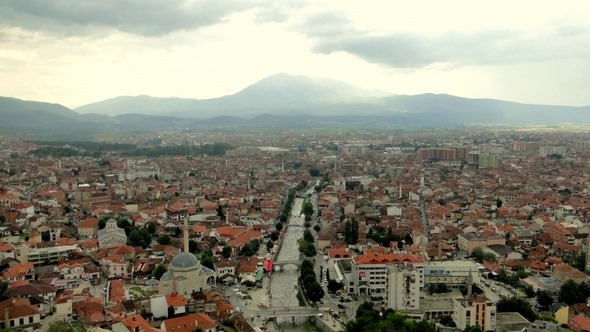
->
(0, 0), (254, 36)
(300, 14), (590, 68)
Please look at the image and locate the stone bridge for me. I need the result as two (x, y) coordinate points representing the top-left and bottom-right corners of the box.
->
(272, 260), (302, 271)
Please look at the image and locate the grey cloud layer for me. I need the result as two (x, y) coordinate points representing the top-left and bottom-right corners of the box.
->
(0, 0), (257, 36)
(301, 14), (590, 68)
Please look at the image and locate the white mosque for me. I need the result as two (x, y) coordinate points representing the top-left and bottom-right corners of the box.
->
(158, 220), (215, 296)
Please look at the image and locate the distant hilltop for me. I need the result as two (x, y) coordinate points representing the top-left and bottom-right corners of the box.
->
(1, 73), (589, 136)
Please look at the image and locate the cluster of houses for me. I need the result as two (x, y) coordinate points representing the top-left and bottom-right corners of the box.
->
(0, 134), (590, 331)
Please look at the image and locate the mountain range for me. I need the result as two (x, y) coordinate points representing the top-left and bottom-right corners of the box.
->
(1, 73), (589, 136)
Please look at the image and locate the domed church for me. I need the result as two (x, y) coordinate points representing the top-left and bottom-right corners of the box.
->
(158, 221), (215, 296)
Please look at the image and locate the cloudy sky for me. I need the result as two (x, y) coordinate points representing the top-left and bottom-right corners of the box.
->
(1, 0), (590, 108)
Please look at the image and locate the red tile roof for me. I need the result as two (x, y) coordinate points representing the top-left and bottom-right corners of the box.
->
(78, 217), (99, 228)
(354, 251), (422, 265)
(166, 293), (188, 307)
(162, 313), (216, 332)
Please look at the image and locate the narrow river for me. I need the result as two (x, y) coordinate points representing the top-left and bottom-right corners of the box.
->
(269, 196), (308, 326)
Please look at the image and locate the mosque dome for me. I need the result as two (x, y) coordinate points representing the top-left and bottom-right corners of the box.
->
(170, 252), (200, 269)
(160, 270), (174, 281)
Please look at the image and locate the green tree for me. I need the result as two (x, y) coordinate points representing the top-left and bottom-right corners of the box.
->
(558, 280), (590, 305)
(200, 254), (214, 270)
(313, 224), (321, 232)
(309, 168), (321, 177)
(524, 285), (536, 298)
(47, 321), (77, 332)
(188, 239), (199, 253)
(266, 240), (273, 250)
(439, 315), (456, 327)
(537, 290), (554, 308)
(327, 279), (343, 293)
(345, 306), (436, 332)
(344, 221), (352, 244)
(157, 235), (171, 245)
(280, 213), (288, 223)
(298, 240), (308, 254)
(472, 247), (485, 263)
(41, 231), (50, 242)
(303, 229), (314, 243)
(0, 282), (9, 301)
(146, 222), (156, 235)
(153, 264), (168, 279)
(216, 205), (225, 220)
(573, 251), (587, 271)
(302, 201), (314, 216)
(128, 229), (149, 248)
(222, 245), (232, 258)
(270, 231), (279, 241)
(301, 259), (314, 272)
(303, 243), (317, 257)
(117, 217), (131, 231)
(275, 222), (284, 232)
(515, 267), (529, 279)
(302, 274), (317, 289)
(537, 313), (557, 323)
(463, 326), (483, 332)
(351, 218), (359, 244)
(497, 296), (537, 321)
(98, 218), (107, 229)
(306, 281), (324, 302)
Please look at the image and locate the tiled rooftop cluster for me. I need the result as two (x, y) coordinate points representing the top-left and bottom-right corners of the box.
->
(0, 128), (589, 330)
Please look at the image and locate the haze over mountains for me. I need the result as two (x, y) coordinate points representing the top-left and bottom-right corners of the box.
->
(1, 73), (589, 136)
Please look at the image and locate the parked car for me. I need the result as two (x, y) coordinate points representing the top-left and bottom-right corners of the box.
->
(338, 304), (347, 309)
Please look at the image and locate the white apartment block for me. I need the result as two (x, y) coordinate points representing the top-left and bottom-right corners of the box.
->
(387, 264), (421, 310)
(539, 146), (566, 157)
(347, 255), (481, 311)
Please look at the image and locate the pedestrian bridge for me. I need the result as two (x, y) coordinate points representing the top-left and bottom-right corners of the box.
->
(272, 260), (302, 271)
(252, 307), (320, 318)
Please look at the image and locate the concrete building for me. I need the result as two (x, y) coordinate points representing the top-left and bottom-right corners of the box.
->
(453, 294), (496, 332)
(348, 253), (482, 306)
(387, 264), (421, 310)
(349, 252), (422, 299)
(422, 261), (481, 288)
(16, 244), (79, 266)
(539, 146), (566, 157)
(77, 217), (99, 239)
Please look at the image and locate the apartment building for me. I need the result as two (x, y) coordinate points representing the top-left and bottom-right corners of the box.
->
(16, 244), (79, 266)
(387, 264), (421, 311)
(349, 252), (423, 300)
(453, 294), (497, 332)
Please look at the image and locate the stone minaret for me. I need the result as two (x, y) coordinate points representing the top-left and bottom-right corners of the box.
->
(467, 271), (474, 296)
(585, 234), (590, 271)
(184, 218), (189, 253)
